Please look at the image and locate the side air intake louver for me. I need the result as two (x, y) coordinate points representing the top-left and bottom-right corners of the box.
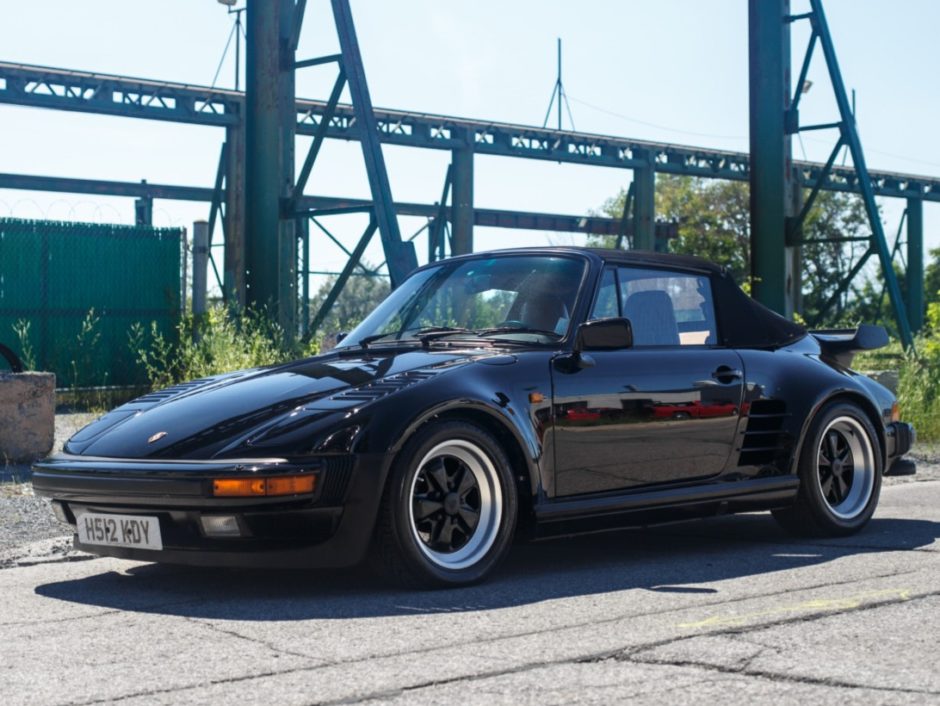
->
(738, 399), (789, 467)
(319, 456), (354, 505)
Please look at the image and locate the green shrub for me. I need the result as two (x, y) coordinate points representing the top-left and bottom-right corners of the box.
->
(854, 303), (940, 442)
(70, 309), (105, 390)
(897, 354), (940, 442)
(825, 316), (940, 442)
(11, 319), (36, 371)
(130, 305), (317, 390)
(853, 340), (905, 372)
(895, 303), (940, 442)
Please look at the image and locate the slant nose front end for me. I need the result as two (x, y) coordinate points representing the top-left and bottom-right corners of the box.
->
(32, 452), (387, 568)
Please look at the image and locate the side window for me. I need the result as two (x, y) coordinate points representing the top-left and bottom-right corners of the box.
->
(590, 267), (620, 319)
(618, 267), (718, 347)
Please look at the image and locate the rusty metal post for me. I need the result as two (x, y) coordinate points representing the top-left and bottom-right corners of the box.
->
(748, 0), (792, 315)
(192, 220), (210, 321)
(224, 121), (246, 307)
(245, 0), (296, 335)
(451, 129), (474, 255)
(632, 151), (655, 251)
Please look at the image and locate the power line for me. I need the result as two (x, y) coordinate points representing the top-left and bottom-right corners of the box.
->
(567, 95), (747, 141)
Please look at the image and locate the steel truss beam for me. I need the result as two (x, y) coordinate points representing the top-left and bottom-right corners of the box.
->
(324, 0), (415, 286)
(0, 62), (239, 126)
(614, 182), (636, 250)
(2, 61), (938, 203)
(428, 165), (453, 262)
(309, 219), (377, 333)
(0, 171), (643, 236)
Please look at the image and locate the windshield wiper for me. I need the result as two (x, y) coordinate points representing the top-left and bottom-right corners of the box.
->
(355, 332), (399, 349)
(356, 325), (559, 350)
(476, 326), (562, 339)
(411, 326), (481, 347)
(356, 326), (476, 349)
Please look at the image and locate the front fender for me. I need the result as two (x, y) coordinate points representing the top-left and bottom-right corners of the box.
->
(352, 356), (553, 497)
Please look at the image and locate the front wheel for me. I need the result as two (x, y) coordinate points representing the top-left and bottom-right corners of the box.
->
(371, 420), (518, 587)
(773, 401), (882, 537)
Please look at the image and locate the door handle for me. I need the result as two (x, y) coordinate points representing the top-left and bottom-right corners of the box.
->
(711, 366), (743, 382)
(693, 379), (719, 388)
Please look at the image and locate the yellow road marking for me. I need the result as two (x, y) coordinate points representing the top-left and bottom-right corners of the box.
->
(678, 588), (912, 629)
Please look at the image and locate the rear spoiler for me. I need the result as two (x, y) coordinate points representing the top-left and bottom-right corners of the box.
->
(810, 324), (889, 368)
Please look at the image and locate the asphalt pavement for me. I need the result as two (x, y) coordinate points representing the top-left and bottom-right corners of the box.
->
(1, 478), (938, 705)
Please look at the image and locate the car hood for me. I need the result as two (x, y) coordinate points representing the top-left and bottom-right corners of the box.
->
(66, 347), (484, 460)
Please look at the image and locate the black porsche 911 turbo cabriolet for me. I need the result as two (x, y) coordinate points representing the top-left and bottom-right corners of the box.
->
(33, 247), (915, 586)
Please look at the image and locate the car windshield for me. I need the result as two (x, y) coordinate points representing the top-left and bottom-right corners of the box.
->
(336, 254), (587, 348)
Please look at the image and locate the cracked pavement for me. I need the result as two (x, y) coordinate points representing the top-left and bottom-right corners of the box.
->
(1, 479), (938, 705)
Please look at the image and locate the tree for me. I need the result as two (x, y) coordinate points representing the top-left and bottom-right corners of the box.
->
(841, 261), (907, 336)
(308, 268), (390, 348)
(926, 247), (940, 311)
(799, 190), (870, 326)
(594, 175), (750, 283)
(852, 246), (940, 337)
(594, 175), (871, 326)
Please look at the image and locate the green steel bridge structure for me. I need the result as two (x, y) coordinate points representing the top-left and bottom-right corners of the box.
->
(0, 0), (935, 345)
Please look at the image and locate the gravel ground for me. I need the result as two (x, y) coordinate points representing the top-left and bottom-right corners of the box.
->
(0, 413), (95, 550)
(0, 413), (938, 557)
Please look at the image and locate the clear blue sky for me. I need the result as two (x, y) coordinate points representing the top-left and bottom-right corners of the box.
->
(1, 0), (938, 291)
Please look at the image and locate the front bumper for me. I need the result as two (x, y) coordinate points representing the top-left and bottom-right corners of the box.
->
(31, 452), (388, 568)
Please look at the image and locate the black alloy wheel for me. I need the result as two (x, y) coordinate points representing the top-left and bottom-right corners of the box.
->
(410, 445), (488, 562)
(371, 420), (518, 587)
(773, 401), (882, 537)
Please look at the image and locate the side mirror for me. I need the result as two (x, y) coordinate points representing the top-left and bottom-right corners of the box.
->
(335, 331), (349, 344)
(576, 317), (634, 351)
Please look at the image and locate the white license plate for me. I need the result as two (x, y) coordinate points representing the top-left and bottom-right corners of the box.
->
(76, 512), (163, 551)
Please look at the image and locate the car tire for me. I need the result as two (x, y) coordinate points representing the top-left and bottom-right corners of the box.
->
(772, 401), (882, 537)
(370, 420), (518, 588)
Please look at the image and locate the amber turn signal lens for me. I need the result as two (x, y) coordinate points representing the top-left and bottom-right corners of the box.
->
(213, 478), (266, 496)
(891, 402), (901, 423)
(265, 475), (316, 496)
(212, 475), (316, 497)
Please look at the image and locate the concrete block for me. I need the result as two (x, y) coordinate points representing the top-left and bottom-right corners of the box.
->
(863, 369), (900, 395)
(0, 372), (55, 463)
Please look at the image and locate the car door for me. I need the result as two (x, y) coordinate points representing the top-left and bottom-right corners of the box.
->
(552, 265), (744, 496)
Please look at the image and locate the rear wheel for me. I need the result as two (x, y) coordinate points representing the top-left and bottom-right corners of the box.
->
(371, 420), (517, 587)
(773, 401), (882, 537)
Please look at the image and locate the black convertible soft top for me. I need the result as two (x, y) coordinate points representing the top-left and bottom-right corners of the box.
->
(710, 271), (806, 349)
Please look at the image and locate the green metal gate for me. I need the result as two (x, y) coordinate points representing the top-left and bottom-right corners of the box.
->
(0, 218), (182, 387)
